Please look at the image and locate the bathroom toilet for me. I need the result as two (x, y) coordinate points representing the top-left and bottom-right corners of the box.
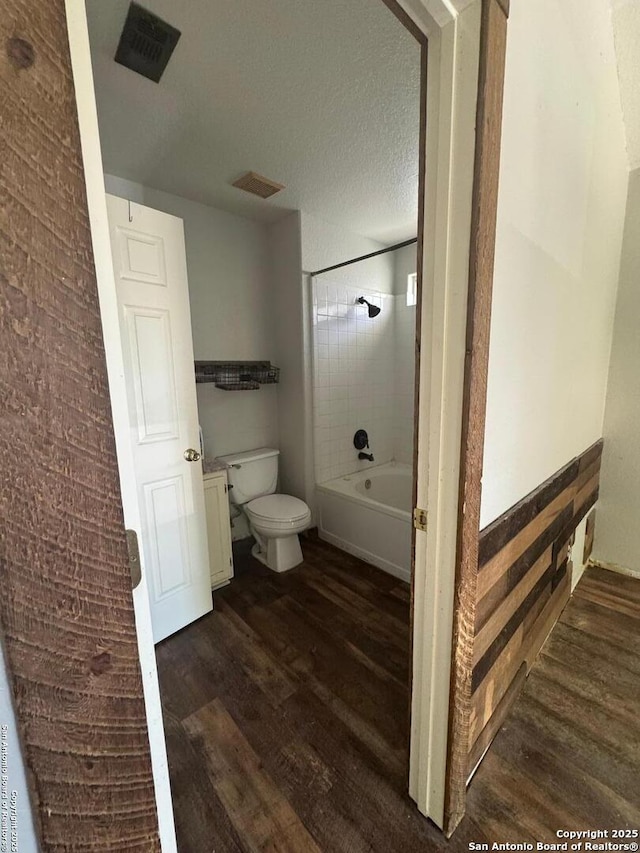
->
(216, 447), (311, 572)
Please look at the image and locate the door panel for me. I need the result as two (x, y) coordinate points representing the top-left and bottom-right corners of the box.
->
(124, 306), (179, 443)
(144, 476), (192, 597)
(106, 194), (212, 642)
(116, 226), (168, 285)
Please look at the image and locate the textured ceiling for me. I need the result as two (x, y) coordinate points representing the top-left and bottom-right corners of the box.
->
(611, 0), (640, 171)
(86, 0), (421, 243)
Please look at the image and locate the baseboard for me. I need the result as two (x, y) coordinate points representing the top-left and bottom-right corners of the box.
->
(588, 558), (640, 580)
(318, 529), (410, 583)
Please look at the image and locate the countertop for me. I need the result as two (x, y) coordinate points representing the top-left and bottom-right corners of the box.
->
(203, 459), (227, 475)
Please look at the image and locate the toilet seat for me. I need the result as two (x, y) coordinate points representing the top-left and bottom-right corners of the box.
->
(246, 493), (311, 570)
(246, 494), (310, 525)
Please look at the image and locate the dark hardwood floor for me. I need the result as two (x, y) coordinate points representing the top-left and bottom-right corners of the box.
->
(155, 541), (640, 852)
(465, 565), (640, 841)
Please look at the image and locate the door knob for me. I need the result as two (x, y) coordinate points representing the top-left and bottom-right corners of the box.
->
(184, 448), (201, 462)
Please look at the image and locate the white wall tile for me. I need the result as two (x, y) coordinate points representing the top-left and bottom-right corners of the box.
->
(311, 280), (415, 484)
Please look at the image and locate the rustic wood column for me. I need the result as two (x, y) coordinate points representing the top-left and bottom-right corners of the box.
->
(445, 0), (509, 836)
(0, 0), (160, 848)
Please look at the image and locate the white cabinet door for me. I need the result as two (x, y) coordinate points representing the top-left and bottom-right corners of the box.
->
(203, 474), (234, 588)
(106, 194), (212, 643)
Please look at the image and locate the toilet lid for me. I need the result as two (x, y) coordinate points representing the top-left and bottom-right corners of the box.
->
(247, 494), (310, 523)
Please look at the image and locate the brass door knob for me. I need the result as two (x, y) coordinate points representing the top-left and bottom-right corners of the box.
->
(184, 448), (201, 462)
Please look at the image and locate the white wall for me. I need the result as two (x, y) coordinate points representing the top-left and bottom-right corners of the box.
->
(480, 0), (629, 528)
(269, 213), (312, 503)
(301, 212), (396, 292)
(393, 242), (418, 296)
(594, 168), (640, 574)
(393, 244), (418, 465)
(571, 515), (591, 590)
(104, 175), (279, 463)
(0, 643), (39, 852)
(610, 0), (640, 172)
(394, 297), (416, 465)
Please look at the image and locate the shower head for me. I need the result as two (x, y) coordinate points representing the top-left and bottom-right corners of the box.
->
(357, 296), (381, 318)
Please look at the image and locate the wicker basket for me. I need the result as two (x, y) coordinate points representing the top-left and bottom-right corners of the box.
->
(194, 360), (280, 390)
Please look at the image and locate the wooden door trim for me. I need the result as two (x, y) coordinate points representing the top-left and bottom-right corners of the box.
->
(0, 0), (160, 848)
(444, 0), (509, 836)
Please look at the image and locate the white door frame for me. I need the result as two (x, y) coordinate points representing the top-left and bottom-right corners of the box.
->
(65, 3), (177, 851)
(64, 0), (482, 845)
(400, 0), (481, 827)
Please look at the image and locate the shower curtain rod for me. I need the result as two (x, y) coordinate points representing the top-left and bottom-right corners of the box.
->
(308, 237), (417, 277)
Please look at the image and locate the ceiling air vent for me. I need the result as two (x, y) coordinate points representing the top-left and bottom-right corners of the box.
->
(114, 2), (181, 84)
(231, 172), (285, 199)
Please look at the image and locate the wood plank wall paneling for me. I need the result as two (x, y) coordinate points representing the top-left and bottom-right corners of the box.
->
(468, 440), (603, 775)
(0, 1), (160, 848)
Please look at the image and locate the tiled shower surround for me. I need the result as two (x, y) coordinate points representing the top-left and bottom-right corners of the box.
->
(312, 278), (416, 484)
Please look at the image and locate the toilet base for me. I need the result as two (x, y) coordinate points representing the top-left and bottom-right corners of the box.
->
(251, 534), (303, 573)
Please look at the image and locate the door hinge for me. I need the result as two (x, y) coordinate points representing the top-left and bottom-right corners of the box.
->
(413, 507), (428, 532)
(126, 529), (142, 590)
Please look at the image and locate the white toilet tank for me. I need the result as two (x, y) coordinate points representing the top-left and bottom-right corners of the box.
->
(216, 447), (279, 505)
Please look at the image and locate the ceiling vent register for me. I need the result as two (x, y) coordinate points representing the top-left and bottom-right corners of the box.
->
(231, 172), (285, 199)
(114, 2), (181, 83)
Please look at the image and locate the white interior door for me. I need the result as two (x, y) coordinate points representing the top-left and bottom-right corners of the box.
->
(106, 194), (212, 643)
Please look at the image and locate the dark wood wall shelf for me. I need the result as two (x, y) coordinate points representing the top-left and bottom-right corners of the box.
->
(195, 361), (280, 391)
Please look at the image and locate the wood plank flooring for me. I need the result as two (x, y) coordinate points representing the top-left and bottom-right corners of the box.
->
(155, 541), (640, 852)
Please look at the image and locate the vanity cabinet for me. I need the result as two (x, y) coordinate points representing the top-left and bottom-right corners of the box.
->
(203, 470), (234, 589)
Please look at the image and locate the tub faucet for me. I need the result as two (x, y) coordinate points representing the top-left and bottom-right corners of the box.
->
(358, 452), (374, 462)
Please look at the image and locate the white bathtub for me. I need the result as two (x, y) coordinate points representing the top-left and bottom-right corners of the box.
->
(316, 462), (413, 582)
